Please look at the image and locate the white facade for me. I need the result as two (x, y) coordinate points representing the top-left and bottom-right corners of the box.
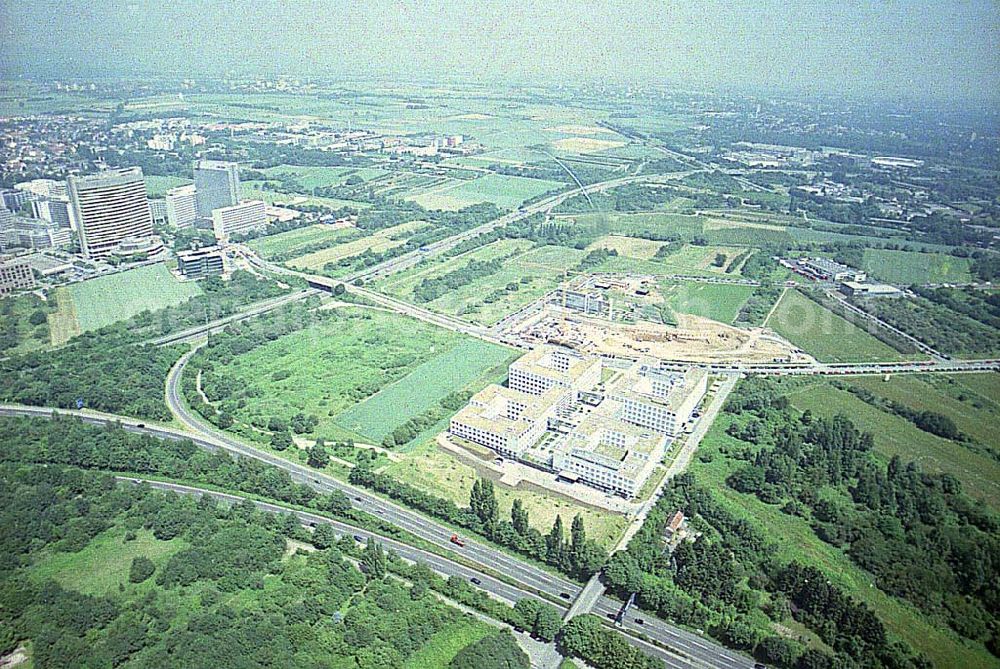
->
(165, 185), (197, 229)
(211, 200), (267, 240)
(618, 367), (707, 437)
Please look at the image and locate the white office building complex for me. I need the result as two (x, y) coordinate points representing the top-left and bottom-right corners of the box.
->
(211, 200), (266, 240)
(67, 168), (155, 260)
(165, 185), (198, 229)
(508, 346), (602, 397)
(617, 366), (708, 437)
(449, 385), (569, 459)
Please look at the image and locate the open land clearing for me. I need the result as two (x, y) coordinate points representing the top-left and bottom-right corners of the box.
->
(509, 307), (801, 364)
(551, 137), (625, 153)
(660, 281), (755, 324)
(56, 263), (202, 335)
(259, 165), (389, 189)
(765, 289), (910, 363)
(696, 400), (996, 669)
(241, 181), (372, 210)
(286, 221), (428, 271)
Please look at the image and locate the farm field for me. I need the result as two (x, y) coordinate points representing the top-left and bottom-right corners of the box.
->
(144, 175), (192, 197)
(386, 440), (628, 550)
(207, 309), (468, 444)
(247, 224), (358, 259)
(241, 182), (372, 210)
(31, 526), (188, 597)
(406, 173), (563, 211)
(860, 249), (973, 285)
(66, 263), (203, 333)
(259, 165), (389, 189)
(560, 211), (703, 238)
(587, 234), (664, 259)
(376, 240), (586, 325)
(286, 220), (427, 271)
(335, 338), (516, 442)
(660, 281), (754, 324)
(591, 243), (747, 277)
(695, 403), (996, 669)
(765, 289), (907, 362)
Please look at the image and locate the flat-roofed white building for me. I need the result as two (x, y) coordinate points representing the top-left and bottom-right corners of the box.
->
(211, 200), (266, 241)
(165, 185), (197, 229)
(508, 346), (601, 397)
(449, 385), (569, 459)
(553, 414), (666, 498)
(616, 366), (708, 437)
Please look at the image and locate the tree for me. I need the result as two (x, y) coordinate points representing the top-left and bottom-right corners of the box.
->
(128, 556), (155, 584)
(271, 430), (293, 451)
(362, 538), (387, 581)
(312, 523), (337, 550)
(450, 630), (529, 669)
(307, 439), (329, 468)
(511, 498), (529, 535)
(546, 516), (564, 565)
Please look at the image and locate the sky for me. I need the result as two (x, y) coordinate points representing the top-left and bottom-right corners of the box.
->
(1, 0), (998, 102)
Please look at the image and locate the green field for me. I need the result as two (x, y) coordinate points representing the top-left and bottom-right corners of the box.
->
(592, 243), (748, 277)
(31, 526), (188, 596)
(260, 165), (389, 189)
(789, 378), (1000, 512)
(68, 263), (203, 332)
(287, 221), (427, 271)
(209, 310), (469, 444)
(661, 281), (754, 324)
(860, 249), (973, 285)
(144, 175), (192, 197)
(765, 289), (907, 362)
(696, 393), (998, 669)
(247, 224), (358, 259)
(375, 240), (585, 325)
(241, 182), (372, 210)
(403, 620), (494, 669)
(407, 173), (563, 211)
(335, 338), (516, 441)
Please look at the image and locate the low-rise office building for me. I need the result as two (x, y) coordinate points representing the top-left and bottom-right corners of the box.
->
(176, 245), (225, 279)
(839, 281), (903, 298)
(0, 256), (36, 295)
(211, 200), (267, 240)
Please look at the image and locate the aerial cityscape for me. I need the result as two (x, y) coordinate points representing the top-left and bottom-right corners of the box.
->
(0, 2), (998, 669)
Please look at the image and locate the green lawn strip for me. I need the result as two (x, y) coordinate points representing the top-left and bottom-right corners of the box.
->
(695, 414), (996, 669)
(764, 289), (905, 362)
(861, 249), (973, 285)
(334, 338), (515, 441)
(786, 381), (1000, 513)
(29, 526), (188, 597)
(403, 619), (494, 669)
(68, 263), (203, 332)
(661, 281), (754, 324)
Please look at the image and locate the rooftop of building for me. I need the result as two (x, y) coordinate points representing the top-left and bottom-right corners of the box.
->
(510, 345), (601, 385)
(799, 256), (853, 273)
(453, 384), (567, 437)
(613, 365), (707, 412)
(557, 405), (665, 481)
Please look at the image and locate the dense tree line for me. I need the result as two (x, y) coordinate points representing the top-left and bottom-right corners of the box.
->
(833, 381), (965, 441)
(721, 378), (1000, 656)
(850, 293), (1000, 356)
(413, 256), (508, 302)
(914, 285), (1000, 330)
(349, 466), (607, 580)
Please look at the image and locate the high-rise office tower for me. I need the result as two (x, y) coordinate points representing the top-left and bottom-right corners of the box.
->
(67, 167), (155, 260)
(193, 160), (240, 219)
(165, 184), (198, 228)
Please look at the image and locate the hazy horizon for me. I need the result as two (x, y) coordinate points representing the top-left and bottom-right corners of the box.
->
(1, 0), (998, 104)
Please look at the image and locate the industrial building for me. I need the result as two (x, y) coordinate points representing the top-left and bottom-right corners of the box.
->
(211, 200), (267, 240)
(795, 256), (864, 282)
(839, 281), (903, 298)
(67, 168), (156, 260)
